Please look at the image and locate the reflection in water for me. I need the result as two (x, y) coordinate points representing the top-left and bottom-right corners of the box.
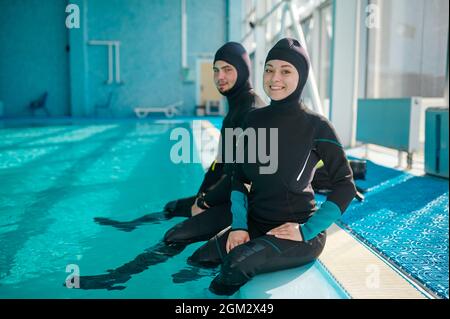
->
(78, 241), (186, 290)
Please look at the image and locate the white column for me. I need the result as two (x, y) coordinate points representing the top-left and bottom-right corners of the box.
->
(329, 0), (361, 147)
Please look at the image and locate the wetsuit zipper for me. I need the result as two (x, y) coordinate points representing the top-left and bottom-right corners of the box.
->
(296, 150), (312, 182)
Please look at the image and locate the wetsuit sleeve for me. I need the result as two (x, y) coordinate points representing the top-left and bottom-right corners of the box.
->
(313, 118), (357, 213)
(231, 190), (248, 230)
(229, 119), (252, 231)
(298, 118), (357, 241)
(203, 174), (231, 206)
(229, 157), (251, 231)
(202, 103), (256, 206)
(197, 160), (225, 195)
(230, 111), (253, 189)
(299, 200), (341, 241)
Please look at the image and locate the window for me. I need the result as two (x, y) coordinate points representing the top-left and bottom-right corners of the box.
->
(366, 0), (449, 98)
(318, 4), (332, 110)
(299, 2), (333, 116)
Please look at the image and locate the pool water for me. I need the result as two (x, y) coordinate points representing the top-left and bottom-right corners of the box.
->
(0, 120), (347, 299)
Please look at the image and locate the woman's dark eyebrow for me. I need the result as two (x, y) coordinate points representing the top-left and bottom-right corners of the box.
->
(264, 64), (292, 68)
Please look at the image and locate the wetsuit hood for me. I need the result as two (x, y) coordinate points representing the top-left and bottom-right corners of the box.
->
(265, 38), (310, 106)
(214, 42), (253, 101)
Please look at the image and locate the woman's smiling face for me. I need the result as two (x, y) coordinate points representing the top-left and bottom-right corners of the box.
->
(263, 60), (299, 101)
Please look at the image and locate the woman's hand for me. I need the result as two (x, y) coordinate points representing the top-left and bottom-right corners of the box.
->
(267, 222), (303, 241)
(226, 230), (250, 253)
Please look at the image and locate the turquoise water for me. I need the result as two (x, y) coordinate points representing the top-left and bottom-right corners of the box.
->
(0, 120), (347, 299)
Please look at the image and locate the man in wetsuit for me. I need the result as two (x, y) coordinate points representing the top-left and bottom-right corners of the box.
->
(162, 42), (265, 243)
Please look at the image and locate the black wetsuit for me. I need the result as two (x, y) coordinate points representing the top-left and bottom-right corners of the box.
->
(190, 38), (357, 296)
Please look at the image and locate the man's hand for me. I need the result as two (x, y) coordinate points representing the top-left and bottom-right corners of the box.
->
(267, 222), (303, 241)
(226, 230), (250, 253)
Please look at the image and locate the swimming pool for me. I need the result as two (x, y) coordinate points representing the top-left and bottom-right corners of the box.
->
(0, 119), (348, 299)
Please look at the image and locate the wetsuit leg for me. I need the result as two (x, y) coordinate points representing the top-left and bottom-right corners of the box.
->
(188, 219), (327, 296)
(164, 195), (197, 218)
(163, 203), (231, 244)
(188, 227), (231, 268)
(208, 229), (327, 296)
(187, 219), (267, 267)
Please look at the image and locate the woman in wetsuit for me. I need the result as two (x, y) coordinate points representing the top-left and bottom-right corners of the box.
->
(189, 38), (357, 295)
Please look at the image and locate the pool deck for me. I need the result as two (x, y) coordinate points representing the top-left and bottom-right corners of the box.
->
(319, 224), (428, 299)
(320, 144), (432, 299)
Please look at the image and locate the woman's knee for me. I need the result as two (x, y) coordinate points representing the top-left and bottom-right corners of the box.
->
(188, 227), (230, 267)
(188, 243), (221, 268)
